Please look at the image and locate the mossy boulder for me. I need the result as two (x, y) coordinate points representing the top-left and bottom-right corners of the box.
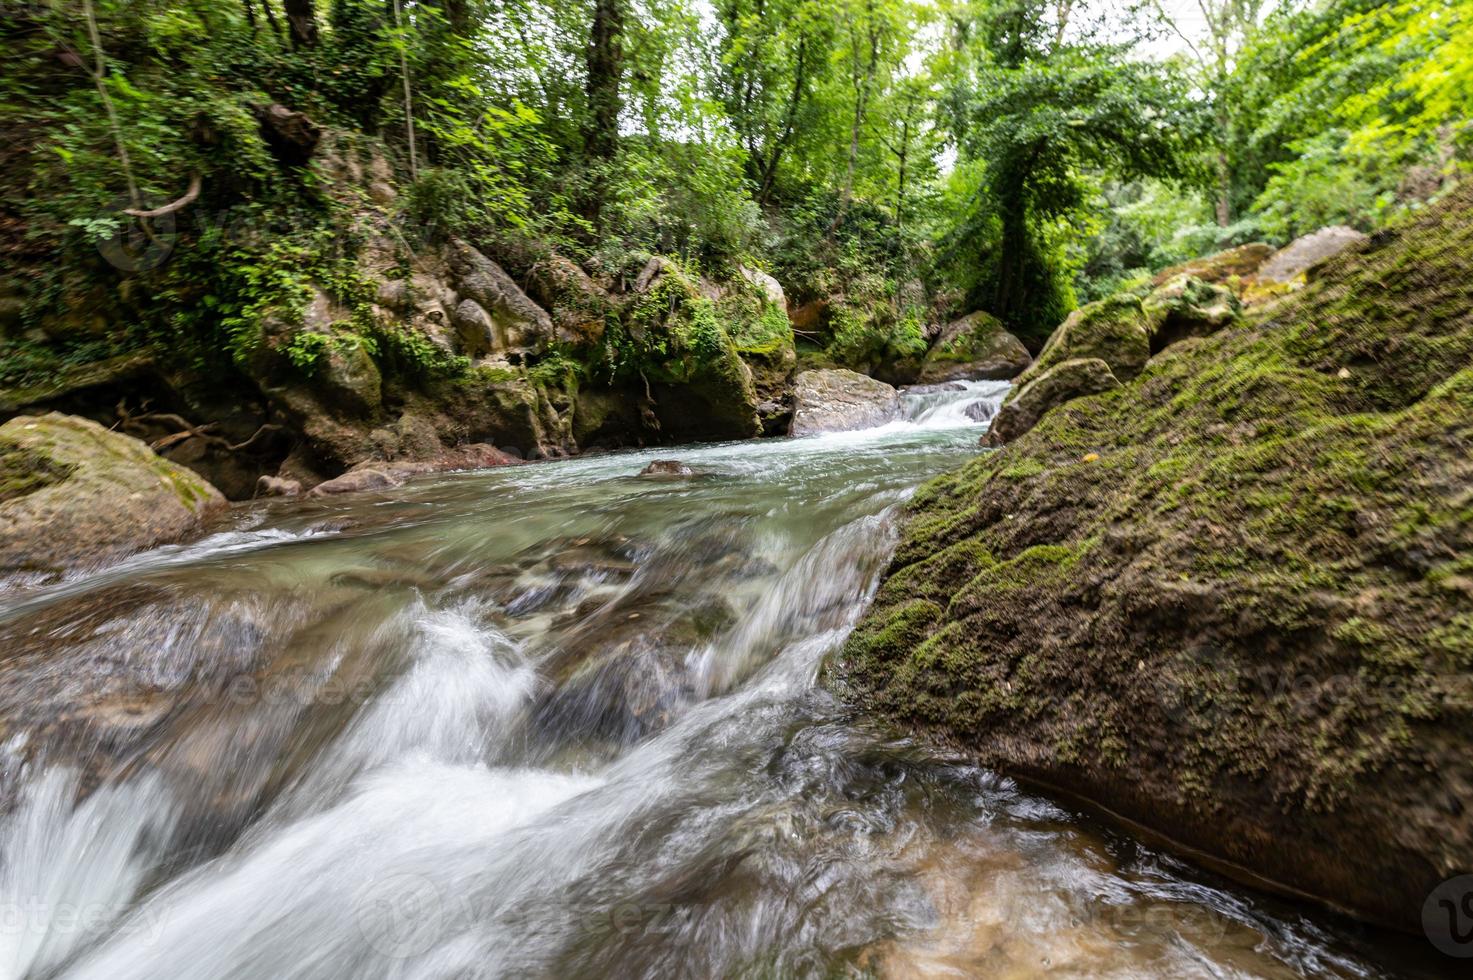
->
(982, 357), (1120, 446)
(1010, 293), (1153, 392)
(607, 258), (762, 441)
(833, 184), (1473, 931)
(0, 413), (226, 581)
(918, 312), (1032, 383)
(525, 254), (614, 350)
(1152, 242), (1275, 288)
(1141, 274), (1241, 352)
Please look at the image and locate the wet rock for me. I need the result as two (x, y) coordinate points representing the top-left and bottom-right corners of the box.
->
(638, 460), (695, 478)
(840, 185), (1473, 931)
(789, 369), (899, 436)
(983, 358), (1120, 447)
(533, 593), (736, 745)
(918, 312), (1032, 383)
(307, 443), (518, 496)
(1258, 225), (1368, 284)
(255, 475), (302, 498)
(0, 413), (226, 578)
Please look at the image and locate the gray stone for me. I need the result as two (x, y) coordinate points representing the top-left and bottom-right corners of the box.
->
(789, 369), (899, 436)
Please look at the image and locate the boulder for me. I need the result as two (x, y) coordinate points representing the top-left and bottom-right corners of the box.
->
(918, 311), (1032, 383)
(789, 369), (899, 436)
(983, 358), (1120, 446)
(256, 104), (321, 167)
(1009, 293), (1152, 392)
(1258, 225), (1368, 284)
(0, 413), (226, 578)
(737, 265), (785, 307)
(318, 338), (382, 418)
(525, 255), (613, 348)
(450, 298), (496, 358)
(447, 240), (554, 352)
(1141, 274), (1241, 353)
(837, 185), (1473, 931)
(1152, 242), (1275, 287)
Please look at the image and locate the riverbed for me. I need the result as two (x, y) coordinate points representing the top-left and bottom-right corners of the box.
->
(0, 383), (1435, 978)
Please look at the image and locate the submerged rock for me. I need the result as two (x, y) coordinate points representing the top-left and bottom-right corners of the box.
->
(638, 460), (695, 478)
(918, 312), (1032, 383)
(789, 369), (899, 436)
(0, 413), (226, 578)
(307, 443), (518, 496)
(835, 185), (1473, 931)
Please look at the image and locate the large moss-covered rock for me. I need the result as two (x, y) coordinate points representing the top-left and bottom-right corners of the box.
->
(0, 413), (226, 579)
(1142, 274), (1241, 352)
(982, 358), (1119, 446)
(1152, 242), (1275, 288)
(611, 258), (762, 441)
(918, 312), (1032, 383)
(833, 186), (1473, 931)
(1010, 293), (1153, 392)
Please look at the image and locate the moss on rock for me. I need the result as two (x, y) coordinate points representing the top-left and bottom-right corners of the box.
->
(832, 184), (1473, 930)
(0, 413), (227, 580)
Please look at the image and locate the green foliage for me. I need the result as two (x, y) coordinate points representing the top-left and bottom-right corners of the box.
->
(934, 2), (1205, 340)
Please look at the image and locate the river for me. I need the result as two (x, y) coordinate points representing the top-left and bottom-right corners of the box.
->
(0, 382), (1435, 978)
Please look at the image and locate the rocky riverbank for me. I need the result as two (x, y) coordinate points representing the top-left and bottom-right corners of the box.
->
(833, 184), (1473, 931)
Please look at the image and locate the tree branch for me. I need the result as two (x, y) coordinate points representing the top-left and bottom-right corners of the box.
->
(121, 172), (201, 218)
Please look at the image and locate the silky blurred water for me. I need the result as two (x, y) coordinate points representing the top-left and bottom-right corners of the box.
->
(0, 382), (1439, 978)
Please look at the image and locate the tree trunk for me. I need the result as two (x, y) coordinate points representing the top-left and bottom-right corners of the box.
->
(437, 0), (471, 35)
(584, 0), (625, 162)
(756, 35), (810, 205)
(283, 0), (318, 49)
(1215, 145), (1231, 227)
(260, 0), (284, 41)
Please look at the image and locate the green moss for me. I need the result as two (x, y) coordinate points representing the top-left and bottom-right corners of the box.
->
(0, 438), (76, 503)
(833, 186), (1473, 859)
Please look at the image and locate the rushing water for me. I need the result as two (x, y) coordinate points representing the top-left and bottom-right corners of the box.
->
(0, 381), (1441, 979)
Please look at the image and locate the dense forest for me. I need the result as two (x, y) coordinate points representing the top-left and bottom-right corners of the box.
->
(4, 0), (1469, 385)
